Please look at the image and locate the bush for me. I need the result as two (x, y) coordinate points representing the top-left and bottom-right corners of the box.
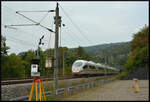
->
(124, 26), (149, 74)
(119, 71), (129, 79)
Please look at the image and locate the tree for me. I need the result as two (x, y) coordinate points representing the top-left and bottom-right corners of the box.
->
(1, 35), (10, 56)
(2, 53), (26, 78)
(20, 50), (37, 77)
(124, 26), (149, 73)
(1, 35), (10, 78)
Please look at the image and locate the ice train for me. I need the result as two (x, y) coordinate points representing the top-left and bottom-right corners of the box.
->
(72, 60), (119, 76)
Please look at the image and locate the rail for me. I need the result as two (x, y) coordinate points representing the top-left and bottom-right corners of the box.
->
(2, 75), (115, 85)
(2, 76), (80, 85)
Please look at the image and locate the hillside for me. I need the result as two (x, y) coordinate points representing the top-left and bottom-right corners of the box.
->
(82, 41), (131, 69)
(84, 42), (130, 56)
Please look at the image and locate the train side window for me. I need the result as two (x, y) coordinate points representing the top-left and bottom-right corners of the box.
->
(83, 65), (88, 69)
(89, 65), (92, 69)
(93, 66), (96, 69)
(92, 66), (95, 69)
(73, 62), (83, 67)
(90, 65), (95, 69)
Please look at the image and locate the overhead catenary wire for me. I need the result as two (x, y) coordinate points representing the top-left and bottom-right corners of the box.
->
(63, 25), (86, 46)
(14, 11), (54, 32)
(2, 5), (56, 56)
(61, 26), (81, 46)
(47, 20), (54, 49)
(3, 5), (54, 33)
(6, 35), (47, 48)
(3, 3), (85, 54)
(3, 5), (55, 50)
(55, 2), (91, 46)
(39, 12), (49, 23)
(6, 38), (47, 53)
(3, 4), (87, 48)
(6, 35), (37, 47)
(15, 10), (55, 12)
(7, 38), (35, 48)
(57, 2), (94, 46)
(58, 26), (79, 47)
(2, 23), (42, 41)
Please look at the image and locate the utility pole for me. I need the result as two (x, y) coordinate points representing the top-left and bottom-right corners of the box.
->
(4, 3), (61, 99)
(104, 55), (107, 80)
(54, 3), (61, 99)
(63, 50), (65, 76)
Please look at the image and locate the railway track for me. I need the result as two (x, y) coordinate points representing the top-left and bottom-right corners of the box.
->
(1, 76), (80, 85)
(1, 74), (116, 86)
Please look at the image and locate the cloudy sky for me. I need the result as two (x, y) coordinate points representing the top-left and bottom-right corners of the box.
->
(1, 1), (149, 55)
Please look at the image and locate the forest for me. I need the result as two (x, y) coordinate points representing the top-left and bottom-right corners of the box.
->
(1, 25), (148, 78)
(1, 38), (92, 78)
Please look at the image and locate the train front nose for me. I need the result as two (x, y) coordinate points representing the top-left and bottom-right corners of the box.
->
(72, 66), (80, 73)
(72, 61), (83, 74)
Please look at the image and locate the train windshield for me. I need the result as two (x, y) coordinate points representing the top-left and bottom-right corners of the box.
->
(73, 62), (83, 67)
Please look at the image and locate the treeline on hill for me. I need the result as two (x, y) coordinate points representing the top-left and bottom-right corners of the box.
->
(120, 25), (149, 78)
(1, 35), (91, 78)
(83, 42), (131, 69)
(1, 35), (131, 78)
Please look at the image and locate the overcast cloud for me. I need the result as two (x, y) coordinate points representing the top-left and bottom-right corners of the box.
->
(1, 1), (149, 55)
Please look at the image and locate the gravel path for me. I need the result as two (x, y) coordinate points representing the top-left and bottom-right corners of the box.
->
(61, 80), (149, 101)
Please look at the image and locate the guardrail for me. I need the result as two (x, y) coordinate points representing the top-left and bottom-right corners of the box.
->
(9, 77), (115, 101)
(9, 96), (29, 101)
(9, 91), (52, 101)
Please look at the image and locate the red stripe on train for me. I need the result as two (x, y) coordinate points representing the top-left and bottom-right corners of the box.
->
(72, 70), (84, 74)
(72, 69), (100, 74)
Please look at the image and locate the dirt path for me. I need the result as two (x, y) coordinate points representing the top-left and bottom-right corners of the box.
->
(61, 80), (149, 101)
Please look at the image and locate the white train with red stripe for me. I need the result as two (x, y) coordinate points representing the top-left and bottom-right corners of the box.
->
(72, 60), (119, 76)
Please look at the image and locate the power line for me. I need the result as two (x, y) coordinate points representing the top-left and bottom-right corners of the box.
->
(7, 38), (35, 48)
(57, 2), (94, 46)
(3, 5), (53, 32)
(61, 34), (78, 47)
(3, 5), (54, 32)
(5, 34), (47, 49)
(15, 10), (55, 12)
(6, 36), (47, 50)
(64, 25), (87, 46)
(57, 25), (79, 47)
(6, 35), (37, 47)
(3, 5), (55, 50)
(39, 12), (49, 23)
(48, 20), (54, 49)
(2, 23), (46, 42)
(62, 27), (81, 46)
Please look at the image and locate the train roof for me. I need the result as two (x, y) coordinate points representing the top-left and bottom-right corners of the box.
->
(96, 63), (106, 68)
(73, 60), (119, 71)
(74, 60), (88, 63)
(88, 61), (96, 64)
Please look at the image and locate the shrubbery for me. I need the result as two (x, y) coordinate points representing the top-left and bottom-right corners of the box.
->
(121, 26), (149, 78)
